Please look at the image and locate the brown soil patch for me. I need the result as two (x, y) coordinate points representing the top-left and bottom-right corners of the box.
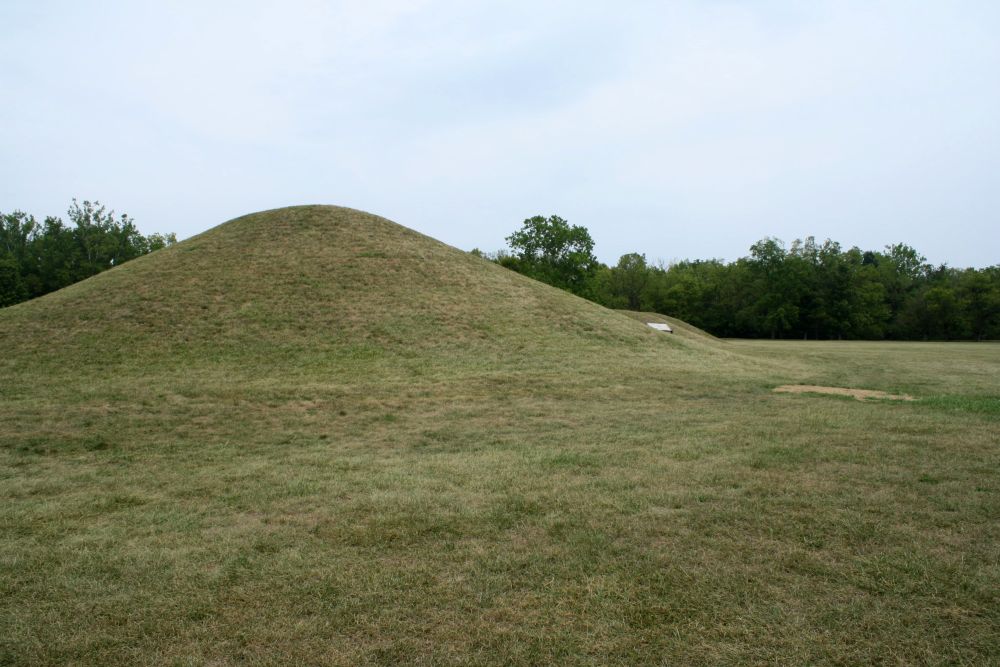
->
(773, 385), (915, 402)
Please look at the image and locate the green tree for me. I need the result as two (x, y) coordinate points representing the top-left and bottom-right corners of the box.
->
(505, 215), (598, 296)
(845, 250), (891, 339)
(958, 267), (1000, 341)
(0, 200), (177, 308)
(609, 253), (649, 310)
(1, 212), (37, 264)
(0, 254), (27, 306)
(878, 243), (930, 337)
(588, 264), (622, 308)
(68, 199), (149, 274)
(743, 237), (801, 338)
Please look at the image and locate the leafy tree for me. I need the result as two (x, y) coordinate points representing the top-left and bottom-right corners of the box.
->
(0, 254), (27, 306)
(846, 255), (891, 339)
(958, 267), (1000, 341)
(609, 253), (649, 310)
(67, 199), (158, 273)
(744, 238), (801, 338)
(1, 212), (36, 263)
(877, 243), (930, 337)
(664, 263), (724, 334)
(588, 264), (624, 309)
(505, 215), (598, 296)
(0, 200), (176, 308)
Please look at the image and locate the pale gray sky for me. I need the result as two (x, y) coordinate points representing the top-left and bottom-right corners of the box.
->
(2, 1), (998, 267)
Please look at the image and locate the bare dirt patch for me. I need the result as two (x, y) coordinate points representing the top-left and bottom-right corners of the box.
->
(774, 385), (915, 402)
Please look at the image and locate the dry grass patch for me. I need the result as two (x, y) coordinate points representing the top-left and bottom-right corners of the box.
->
(774, 384), (916, 401)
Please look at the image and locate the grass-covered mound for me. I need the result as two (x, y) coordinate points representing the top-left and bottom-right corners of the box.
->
(2, 206), (998, 665)
(1, 206), (695, 376)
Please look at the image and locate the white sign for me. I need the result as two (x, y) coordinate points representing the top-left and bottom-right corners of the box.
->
(646, 322), (673, 333)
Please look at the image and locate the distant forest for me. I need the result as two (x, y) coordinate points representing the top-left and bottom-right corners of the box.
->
(485, 216), (1000, 341)
(0, 201), (175, 307)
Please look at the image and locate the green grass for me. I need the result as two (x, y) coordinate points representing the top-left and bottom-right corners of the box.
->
(2, 206), (998, 665)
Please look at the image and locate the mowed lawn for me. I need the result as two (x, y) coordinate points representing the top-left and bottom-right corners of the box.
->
(1, 208), (998, 665)
(2, 338), (996, 665)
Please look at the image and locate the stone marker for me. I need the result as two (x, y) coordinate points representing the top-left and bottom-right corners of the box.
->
(646, 322), (673, 333)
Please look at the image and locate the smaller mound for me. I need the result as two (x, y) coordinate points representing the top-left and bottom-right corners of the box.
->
(618, 311), (720, 343)
(774, 385), (915, 402)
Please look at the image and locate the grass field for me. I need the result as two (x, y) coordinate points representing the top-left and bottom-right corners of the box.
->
(1, 206), (998, 665)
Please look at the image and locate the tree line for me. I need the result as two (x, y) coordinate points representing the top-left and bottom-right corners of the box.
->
(480, 215), (1000, 341)
(0, 200), (176, 307)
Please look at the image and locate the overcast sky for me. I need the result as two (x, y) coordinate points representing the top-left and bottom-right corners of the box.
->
(2, 1), (998, 267)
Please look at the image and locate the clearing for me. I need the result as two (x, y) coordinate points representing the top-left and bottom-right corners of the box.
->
(1, 206), (997, 665)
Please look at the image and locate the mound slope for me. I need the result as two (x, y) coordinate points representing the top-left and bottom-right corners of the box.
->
(618, 310), (722, 345)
